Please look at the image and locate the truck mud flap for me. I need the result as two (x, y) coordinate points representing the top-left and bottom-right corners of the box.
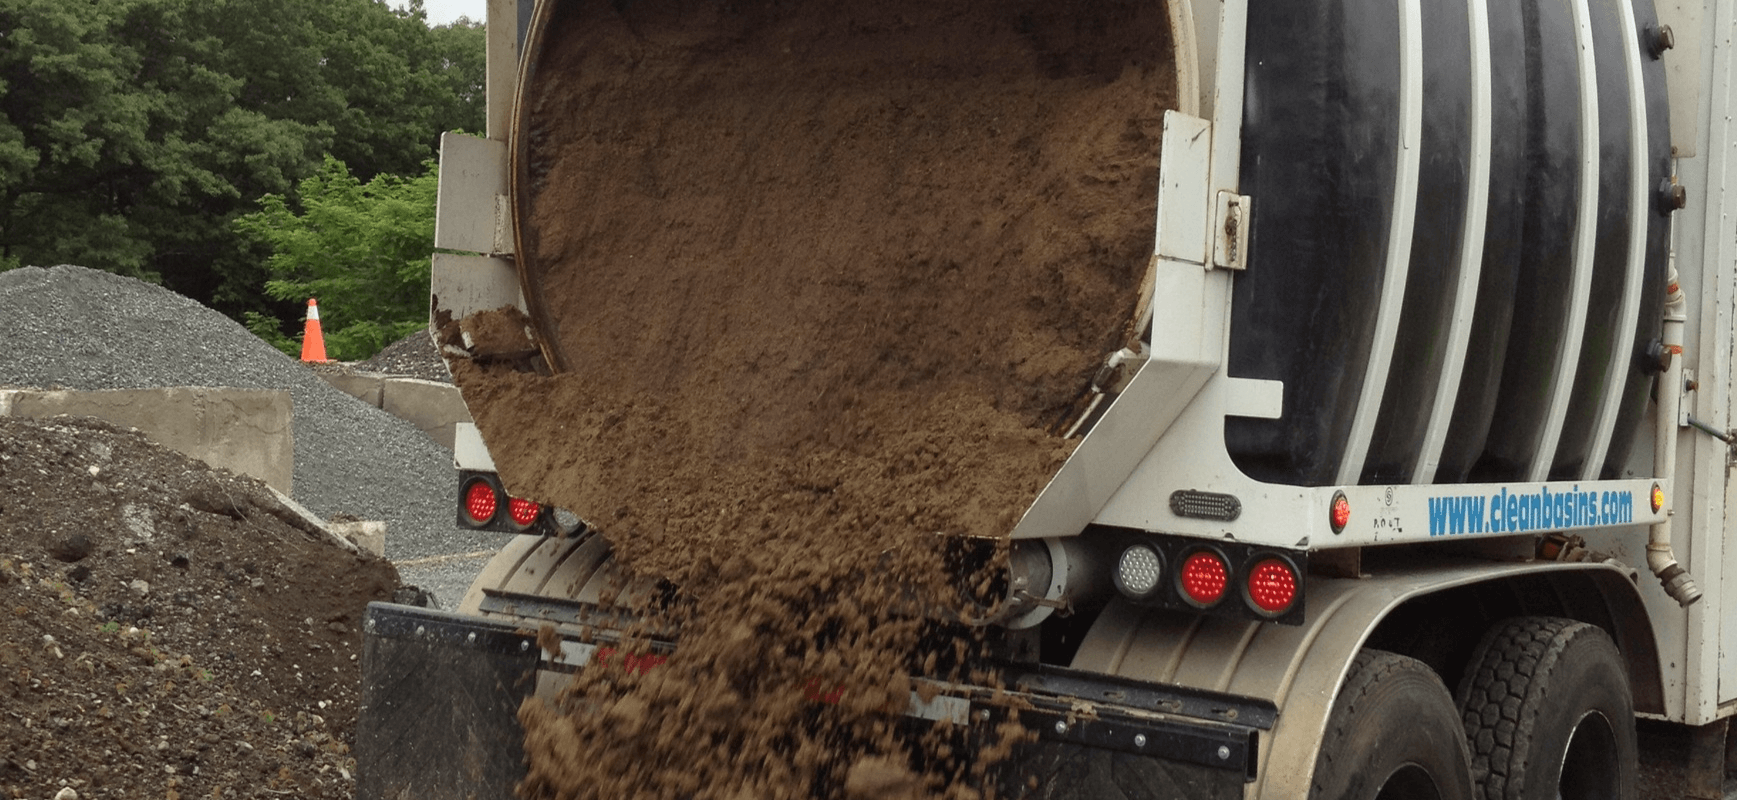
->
(1002, 740), (1244, 800)
(357, 603), (1266, 800)
(357, 602), (538, 800)
(918, 666), (1271, 800)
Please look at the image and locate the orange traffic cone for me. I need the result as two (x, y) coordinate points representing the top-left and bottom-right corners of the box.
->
(300, 298), (331, 363)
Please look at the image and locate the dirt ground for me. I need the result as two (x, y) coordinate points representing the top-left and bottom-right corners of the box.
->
(0, 415), (399, 800)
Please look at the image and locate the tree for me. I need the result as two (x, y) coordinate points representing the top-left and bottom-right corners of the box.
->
(235, 154), (437, 361)
(0, 0), (483, 318)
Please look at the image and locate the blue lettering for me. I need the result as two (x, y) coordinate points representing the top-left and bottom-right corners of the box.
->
(1468, 496), (1484, 533)
(1428, 497), (1448, 536)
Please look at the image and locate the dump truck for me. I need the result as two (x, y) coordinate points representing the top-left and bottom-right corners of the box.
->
(358, 0), (1737, 797)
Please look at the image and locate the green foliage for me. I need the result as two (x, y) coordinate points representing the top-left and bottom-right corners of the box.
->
(0, 0), (484, 318)
(236, 155), (436, 362)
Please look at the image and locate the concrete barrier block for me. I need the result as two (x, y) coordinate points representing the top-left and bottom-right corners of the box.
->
(319, 372), (387, 407)
(0, 387), (294, 495)
(330, 521), (386, 557)
(381, 378), (472, 450)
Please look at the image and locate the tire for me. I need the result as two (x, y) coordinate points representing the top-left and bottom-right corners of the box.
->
(1455, 617), (1637, 800)
(1311, 649), (1477, 800)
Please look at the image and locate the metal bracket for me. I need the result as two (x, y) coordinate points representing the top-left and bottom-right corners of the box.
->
(1212, 191), (1251, 271)
(1679, 368), (1697, 427)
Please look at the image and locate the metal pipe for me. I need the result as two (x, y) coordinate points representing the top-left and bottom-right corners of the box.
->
(1649, 261), (1702, 607)
(958, 538), (1112, 629)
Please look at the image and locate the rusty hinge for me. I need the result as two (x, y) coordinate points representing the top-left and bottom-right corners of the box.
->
(1212, 191), (1251, 271)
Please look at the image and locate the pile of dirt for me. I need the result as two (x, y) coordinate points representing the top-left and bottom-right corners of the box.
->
(0, 415), (399, 799)
(0, 265), (488, 563)
(450, 1), (1175, 797)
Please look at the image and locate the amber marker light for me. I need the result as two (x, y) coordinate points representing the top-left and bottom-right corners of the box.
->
(1651, 483), (1665, 514)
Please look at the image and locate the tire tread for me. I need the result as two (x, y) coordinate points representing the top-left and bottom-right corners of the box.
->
(1456, 617), (1611, 800)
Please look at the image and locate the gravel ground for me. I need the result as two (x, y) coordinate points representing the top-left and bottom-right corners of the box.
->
(0, 265), (495, 587)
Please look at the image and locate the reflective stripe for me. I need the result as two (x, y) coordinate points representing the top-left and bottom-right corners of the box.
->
(1413, 0), (1494, 483)
(1338, 0), (1424, 485)
(1583, 0), (1653, 479)
(1529, 0), (1602, 481)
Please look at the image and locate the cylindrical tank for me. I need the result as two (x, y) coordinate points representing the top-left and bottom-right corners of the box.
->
(1227, 0), (1671, 487)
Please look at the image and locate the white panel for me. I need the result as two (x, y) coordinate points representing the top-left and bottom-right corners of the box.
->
(1166, 0), (1202, 118)
(485, 0), (522, 142)
(1688, 0), (1737, 721)
(1223, 377), (1282, 420)
(1529, 0), (1602, 481)
(1584, 0), (1656, 479)
(453, 422), (498, 472)
(1155, 112), (1213, 265)
(435, 132), (509, 254)
(1414, 0), (1493, 483)
(1208, 0), (1247, 194)
(431, 253), (525, 322)
(1655, 0), (1702, 157)
(1337, 0), (1423, 484)
(1010, 358), (1216, 539)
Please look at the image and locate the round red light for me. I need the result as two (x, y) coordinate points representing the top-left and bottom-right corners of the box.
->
(464, 481), (498, 524)
(508, 497), (541, 527)
(1247, 559), (1297, 614)
(1330, 492), (1351, 533)
(1651, 484), (1664, 513)
(1179, 551), (1228, 606)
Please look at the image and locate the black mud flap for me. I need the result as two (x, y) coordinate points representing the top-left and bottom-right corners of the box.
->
(357, 602), (538, 800)
(928, 666), (1270, 800)
(356, 603), (1263, 800)
(998, 731), (1247, 800)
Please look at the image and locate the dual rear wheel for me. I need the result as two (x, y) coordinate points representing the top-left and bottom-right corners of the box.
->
(1310, 617), (1636, 800)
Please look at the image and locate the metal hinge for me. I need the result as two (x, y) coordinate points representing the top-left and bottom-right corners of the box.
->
(1212, 191), (1251, 271)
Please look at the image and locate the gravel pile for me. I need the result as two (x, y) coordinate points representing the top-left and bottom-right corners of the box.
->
(353, 329), (451, 382)
(0, 265), (494, 567)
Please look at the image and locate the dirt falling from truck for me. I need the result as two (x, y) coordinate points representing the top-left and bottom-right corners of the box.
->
(448, 0), (1175, 797)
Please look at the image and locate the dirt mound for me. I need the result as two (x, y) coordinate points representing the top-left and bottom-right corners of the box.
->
(452, 1), (1176, 798)
(0, 265), (486, 562)
(0, 415), (399, 799)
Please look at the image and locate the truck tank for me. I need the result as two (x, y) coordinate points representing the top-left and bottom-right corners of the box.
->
(1226, 0), (1671, 488)
(481, 0), (1676, 533)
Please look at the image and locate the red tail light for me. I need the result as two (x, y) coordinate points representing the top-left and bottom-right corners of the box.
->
(508, 497), (542, 527)
(1246, 558), (1298, 615)
(464, 479), (498, 525)
(1178, 551), (1228, 607)
(1329, 491), (1351, 533)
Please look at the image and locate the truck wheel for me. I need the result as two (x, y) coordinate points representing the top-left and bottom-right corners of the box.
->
(1455, 617), (1636, 800)
(1311, 649), (1476, 800)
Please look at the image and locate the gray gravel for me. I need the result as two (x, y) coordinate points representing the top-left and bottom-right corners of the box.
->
(0, 265), (499, 588)
(353, 328), (452, 382)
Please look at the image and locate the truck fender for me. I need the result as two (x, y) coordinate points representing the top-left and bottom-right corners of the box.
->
(1068, 559), (1659, 798)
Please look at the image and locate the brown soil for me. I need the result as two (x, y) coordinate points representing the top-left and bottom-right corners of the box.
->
(0, 416), (399, 799)
(450, 1), (1175, 798)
